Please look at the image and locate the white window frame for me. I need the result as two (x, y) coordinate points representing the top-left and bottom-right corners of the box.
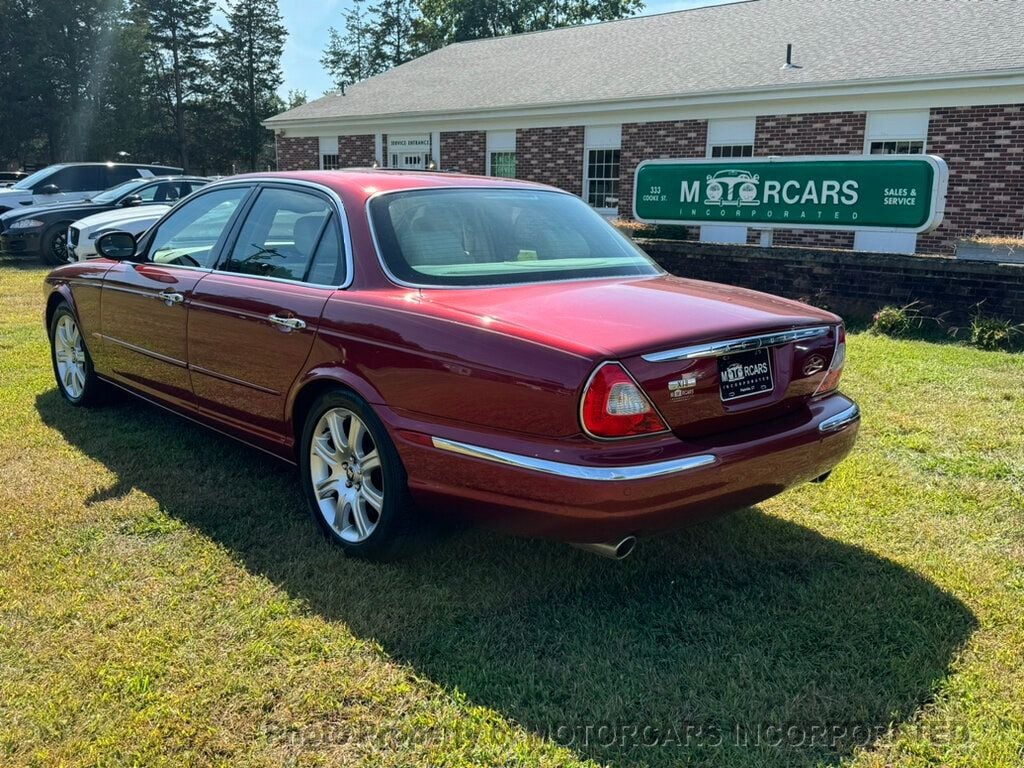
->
(701, 118), (755, 245)
(318, 136), (339, 170)
(855, 111), (930, 254)
(485, 130), (517, 177)
(583, 124), (621, 216)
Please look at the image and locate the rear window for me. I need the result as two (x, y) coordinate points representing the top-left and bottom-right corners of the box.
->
(368, 188), (659, 287)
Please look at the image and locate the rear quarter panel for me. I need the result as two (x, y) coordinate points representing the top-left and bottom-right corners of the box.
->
(307, 291), (594, 438)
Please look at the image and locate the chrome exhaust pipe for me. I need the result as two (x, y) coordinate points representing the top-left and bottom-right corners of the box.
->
(570, 535), (637, 560)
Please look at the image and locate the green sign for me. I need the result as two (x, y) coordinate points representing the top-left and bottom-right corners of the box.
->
(633, 155), (948, 233)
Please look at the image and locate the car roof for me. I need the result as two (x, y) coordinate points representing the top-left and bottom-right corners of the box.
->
(227, 169), (556, 201)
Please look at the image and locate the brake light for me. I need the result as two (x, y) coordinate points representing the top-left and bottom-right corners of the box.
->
(812, 325), (846, 397)
(580, 362), (668, 438)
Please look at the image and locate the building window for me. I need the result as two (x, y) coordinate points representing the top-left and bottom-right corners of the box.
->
(321, 153), (340, 170)
(586, 149), (620, 210)
(710, 144), (754, 158)
(869, 139), (924, 155)
(489, 151), (516, 178)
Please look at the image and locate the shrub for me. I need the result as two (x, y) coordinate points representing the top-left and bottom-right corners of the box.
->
(870, 304), (919, 337)
(610, 219), (689, 241)
(969, 315), (1022, 351)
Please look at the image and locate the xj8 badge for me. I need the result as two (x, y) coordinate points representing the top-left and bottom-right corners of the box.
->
(668, 373), (698, 398)
(705, 170), (761, 207)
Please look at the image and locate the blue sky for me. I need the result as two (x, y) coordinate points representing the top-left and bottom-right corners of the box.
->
(271, 0), (735, 98)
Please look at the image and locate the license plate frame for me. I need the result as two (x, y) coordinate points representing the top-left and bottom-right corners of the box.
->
(718, 347), (774, 402)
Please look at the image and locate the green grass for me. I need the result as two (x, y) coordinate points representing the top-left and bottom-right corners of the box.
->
(1, 256), (1022, 767)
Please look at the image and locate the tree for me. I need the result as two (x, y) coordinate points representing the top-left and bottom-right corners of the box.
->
(321, 0), (376, 90)
(368, 0), (418, 71)
(141, 0), (215, 170)
(414, 0), (644, 47)
(321, 0), (418, 88)
(216, 0), (287, 172)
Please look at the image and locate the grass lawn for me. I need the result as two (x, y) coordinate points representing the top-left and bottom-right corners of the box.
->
(1, 256), (1022, 767)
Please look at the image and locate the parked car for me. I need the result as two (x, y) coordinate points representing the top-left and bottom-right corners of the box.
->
(0, 170), (28, 188)
(1, 175), (205, 264)
(42, 171), (860, 561)
(0, 162), (183, 215)
(68, 204), (173, 262)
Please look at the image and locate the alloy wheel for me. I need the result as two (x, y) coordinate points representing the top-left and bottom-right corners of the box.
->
(309, 407), (385, 543)
(54, 314), (86, 399)
(51, 230), (70, 263)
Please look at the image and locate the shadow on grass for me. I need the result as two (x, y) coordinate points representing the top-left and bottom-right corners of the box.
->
(37, 390), (977, 768)
(0, 254), (48, 270)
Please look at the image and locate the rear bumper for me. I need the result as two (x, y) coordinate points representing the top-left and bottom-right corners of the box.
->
(389, 394), (860, 541)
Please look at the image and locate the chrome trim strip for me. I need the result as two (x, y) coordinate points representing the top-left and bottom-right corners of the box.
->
(431, 436), (717, 482)
(818, 403), (860, 434)
(641, 326), (831, 363)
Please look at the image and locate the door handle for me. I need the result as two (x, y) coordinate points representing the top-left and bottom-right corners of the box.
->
(268, 314), (306, 330)
(159, 291), (184, 305)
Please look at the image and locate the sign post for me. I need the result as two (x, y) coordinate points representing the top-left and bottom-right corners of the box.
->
(633, 155), (948, 233)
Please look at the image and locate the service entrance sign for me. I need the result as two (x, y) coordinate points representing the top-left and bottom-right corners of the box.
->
(633, 155), (948, 233)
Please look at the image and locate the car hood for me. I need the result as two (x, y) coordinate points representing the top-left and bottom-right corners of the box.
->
(1, 200), (106, 221)
(75, 205), (169, 230)
(417, 274), (839, 359)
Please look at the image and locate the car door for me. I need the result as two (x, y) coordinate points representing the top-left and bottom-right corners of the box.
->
(98, 185), (253, 409)
(187, 184), (348, 440)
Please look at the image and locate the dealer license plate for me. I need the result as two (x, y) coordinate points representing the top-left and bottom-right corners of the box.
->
(718, 348), (774, 401)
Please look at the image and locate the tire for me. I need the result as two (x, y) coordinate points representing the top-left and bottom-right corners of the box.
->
(40, 222), (73, 265)
(49, 303), (107, 406)
(299, 389), (419, 560)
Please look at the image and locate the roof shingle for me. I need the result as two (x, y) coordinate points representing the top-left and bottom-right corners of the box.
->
(268, 0), (1024, 124)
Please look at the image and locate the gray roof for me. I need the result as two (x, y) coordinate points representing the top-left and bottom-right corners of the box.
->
(268, 0), (1024, 124)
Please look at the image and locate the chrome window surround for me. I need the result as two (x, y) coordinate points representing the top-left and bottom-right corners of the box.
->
(431, 436), (717, 482)
(364, 185), (665, 290)
(641, 326), (831, 363)
(818, 403), (860, 434)
(133, 178), (355, 290)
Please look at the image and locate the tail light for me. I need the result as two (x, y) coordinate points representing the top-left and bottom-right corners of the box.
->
(812, 325), (846, 397)
(580, 362), (668, 439)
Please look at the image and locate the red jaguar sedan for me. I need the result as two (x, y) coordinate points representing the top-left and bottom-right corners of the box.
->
(44, 170), (859, 560)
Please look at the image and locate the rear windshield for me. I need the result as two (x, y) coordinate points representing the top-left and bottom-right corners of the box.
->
(368, 188), (660, 286)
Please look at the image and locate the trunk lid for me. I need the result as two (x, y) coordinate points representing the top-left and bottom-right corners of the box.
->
(419, 273), (841, 436)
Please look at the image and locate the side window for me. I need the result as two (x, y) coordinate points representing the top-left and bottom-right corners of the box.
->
(147, 187), (249, 268)
(306, 219), (345, 285)
(38, 166), (102, 192)
(222, 187), (333, 282)
(109, 166), (142, 185)
(139, 182), (185, 203)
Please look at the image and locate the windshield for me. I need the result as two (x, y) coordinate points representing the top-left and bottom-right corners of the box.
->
(11, 166), (57, 190)
(369, 189), (660, 287)
(91, 178), (149, 204)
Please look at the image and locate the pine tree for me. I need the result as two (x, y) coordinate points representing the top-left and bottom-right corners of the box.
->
(216, 0), (287, 172)
(141, 0), (215, 170)
(368, 0), (418, 71)
(320, 0), (376, 90)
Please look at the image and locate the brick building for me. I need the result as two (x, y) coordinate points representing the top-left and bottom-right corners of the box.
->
(265, 0), (1024, 255)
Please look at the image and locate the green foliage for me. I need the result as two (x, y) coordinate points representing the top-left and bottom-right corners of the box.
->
(970, 314), (1022, 351)
(0, 0), (287, 175)
(870, 305), (916, 337)
(215, 0), (287, 172)
(414, 0), (645, 47)
(321, 0), (645, 88)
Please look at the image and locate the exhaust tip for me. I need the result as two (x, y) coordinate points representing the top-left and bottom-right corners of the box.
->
(571, 535), (637, 560)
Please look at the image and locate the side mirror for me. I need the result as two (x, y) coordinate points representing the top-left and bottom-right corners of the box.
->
(38, 183), (60, 195)
(121, 194), (143, 207)
(95, 231), (138, 261)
